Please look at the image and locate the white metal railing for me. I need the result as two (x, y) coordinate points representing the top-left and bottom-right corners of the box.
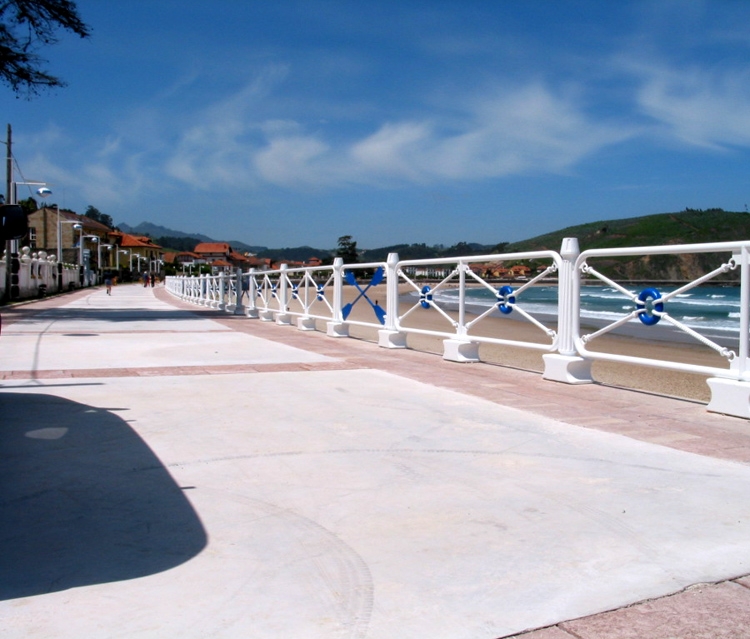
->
(393, 250), (560, 353)
(573, 241), (748, 381)
(165, 238), (750, 420)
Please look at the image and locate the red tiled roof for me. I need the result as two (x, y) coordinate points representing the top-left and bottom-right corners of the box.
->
(44, 208), (111, 233)
(109, 231), (163, 249)
(229, 252), (250, 263)
(245, 256), (271, 267)
(194, 242), (230, 254)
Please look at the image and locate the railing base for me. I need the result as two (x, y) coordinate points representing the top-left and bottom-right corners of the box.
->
(259, 310), (275, 322)
(326, 321), (349, 338)
(297, 317), (317, 331)
(232, 304), (245, 316)
(246, 307), (259, 319)
(443, 339), (480, 363)
(378, 329), (407, 349)
(275, 312), (292, 326)
(706, 378), (750, 419)
(542, 354), (593, 385)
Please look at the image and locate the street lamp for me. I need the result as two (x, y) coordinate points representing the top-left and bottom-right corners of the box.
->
(115, 248), (132, 282)
(58, 220), (80, 259)
(34, 186), (62, 261)
(117, 248), (130, 271)
(98, 243), (112, 271)
(10, 180), (47, 207)
(73, 225), (98, 285)
(134, 254), (147, 273)
(81, 233), (98, 285)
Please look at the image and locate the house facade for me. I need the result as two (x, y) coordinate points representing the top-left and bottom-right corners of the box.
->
(26, 207), (112, 266)
(193, 242), (252, 271)
(109, 231), (164, 275)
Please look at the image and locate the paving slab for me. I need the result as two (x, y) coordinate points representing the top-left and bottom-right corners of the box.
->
(2, 287), (750, 638)
(0, 285), (333, 370)
(559, 581), (750, 639)
(3, 367), (750, 638)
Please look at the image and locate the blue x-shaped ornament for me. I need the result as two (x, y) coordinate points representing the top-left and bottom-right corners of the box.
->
(342, 267), (386, 325)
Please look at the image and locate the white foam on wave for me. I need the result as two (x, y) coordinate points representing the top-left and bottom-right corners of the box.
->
(424, 285), (743, 337)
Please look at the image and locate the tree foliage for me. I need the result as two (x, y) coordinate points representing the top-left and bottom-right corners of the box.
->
(18, 195), (37, 215)
(335, 235), (359, 263)
(84, 204), (113, 228)
(84, 204), (112, 228)
(0, 0), (91, 97)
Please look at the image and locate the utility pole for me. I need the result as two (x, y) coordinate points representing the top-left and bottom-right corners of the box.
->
(5, 124), (10, 202)
(3, 124), (11, 304)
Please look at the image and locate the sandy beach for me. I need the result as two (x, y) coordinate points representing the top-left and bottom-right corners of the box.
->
(293, 280), (730, 403)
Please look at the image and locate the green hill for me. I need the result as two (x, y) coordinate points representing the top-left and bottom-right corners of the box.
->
(505, 208), (750, 252)
(506, 208), (750, 281)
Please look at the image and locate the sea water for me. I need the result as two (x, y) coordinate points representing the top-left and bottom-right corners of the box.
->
(419, 284), (743, 344)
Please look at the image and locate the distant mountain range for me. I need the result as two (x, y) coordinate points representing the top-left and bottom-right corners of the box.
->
(118, 208), (750, 280)
(117, 221), (267, 255)
(116, 220), (497, 260)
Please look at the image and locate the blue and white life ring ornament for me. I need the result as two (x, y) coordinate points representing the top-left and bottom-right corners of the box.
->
(420, 285), (433, 309)
(636, 287), (663, 326)
(497, 285), (515, 315)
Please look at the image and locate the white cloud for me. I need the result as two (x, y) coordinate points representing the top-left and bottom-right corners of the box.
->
(350, 83), (634, 182)
(254, 136), (331, 185)
(633, 62), (750, 149)
(350, 121), (434, 181)
(162, 79), (635, 191)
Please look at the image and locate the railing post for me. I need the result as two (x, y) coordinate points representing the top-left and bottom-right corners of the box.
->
(217, 271), (226, 311)
(542, 237), (593, 384)
(246, 269), (259, 318)
(443, 261), (480, 362)
(200, 274), (207, 305)
(295, 268), (317, 331)
(233, 267), (244, 315)
(378, 252), (407, 348)
(707, 247), (750, 418)
(275, 263), (292, 325)
(326, 257), (349, 337)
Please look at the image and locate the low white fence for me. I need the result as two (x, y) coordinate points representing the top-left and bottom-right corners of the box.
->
(1, 247), (81, 300)
(166, 238), (750, 420)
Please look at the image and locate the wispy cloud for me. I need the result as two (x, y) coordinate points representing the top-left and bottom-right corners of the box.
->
(631, 61), (750, 150)
(161, 78), (636, 191)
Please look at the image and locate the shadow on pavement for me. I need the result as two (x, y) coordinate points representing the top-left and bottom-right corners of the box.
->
(0, 392), (207, 600)
(2, 307), (209, 324)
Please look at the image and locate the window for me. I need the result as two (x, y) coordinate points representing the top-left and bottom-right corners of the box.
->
(28, 226), (37, 249)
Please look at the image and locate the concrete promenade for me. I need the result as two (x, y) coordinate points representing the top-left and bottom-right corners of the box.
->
(2, 283), (750, 639)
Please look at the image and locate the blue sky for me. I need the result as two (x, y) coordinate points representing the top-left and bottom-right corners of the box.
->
(3, 0), (750, 250)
